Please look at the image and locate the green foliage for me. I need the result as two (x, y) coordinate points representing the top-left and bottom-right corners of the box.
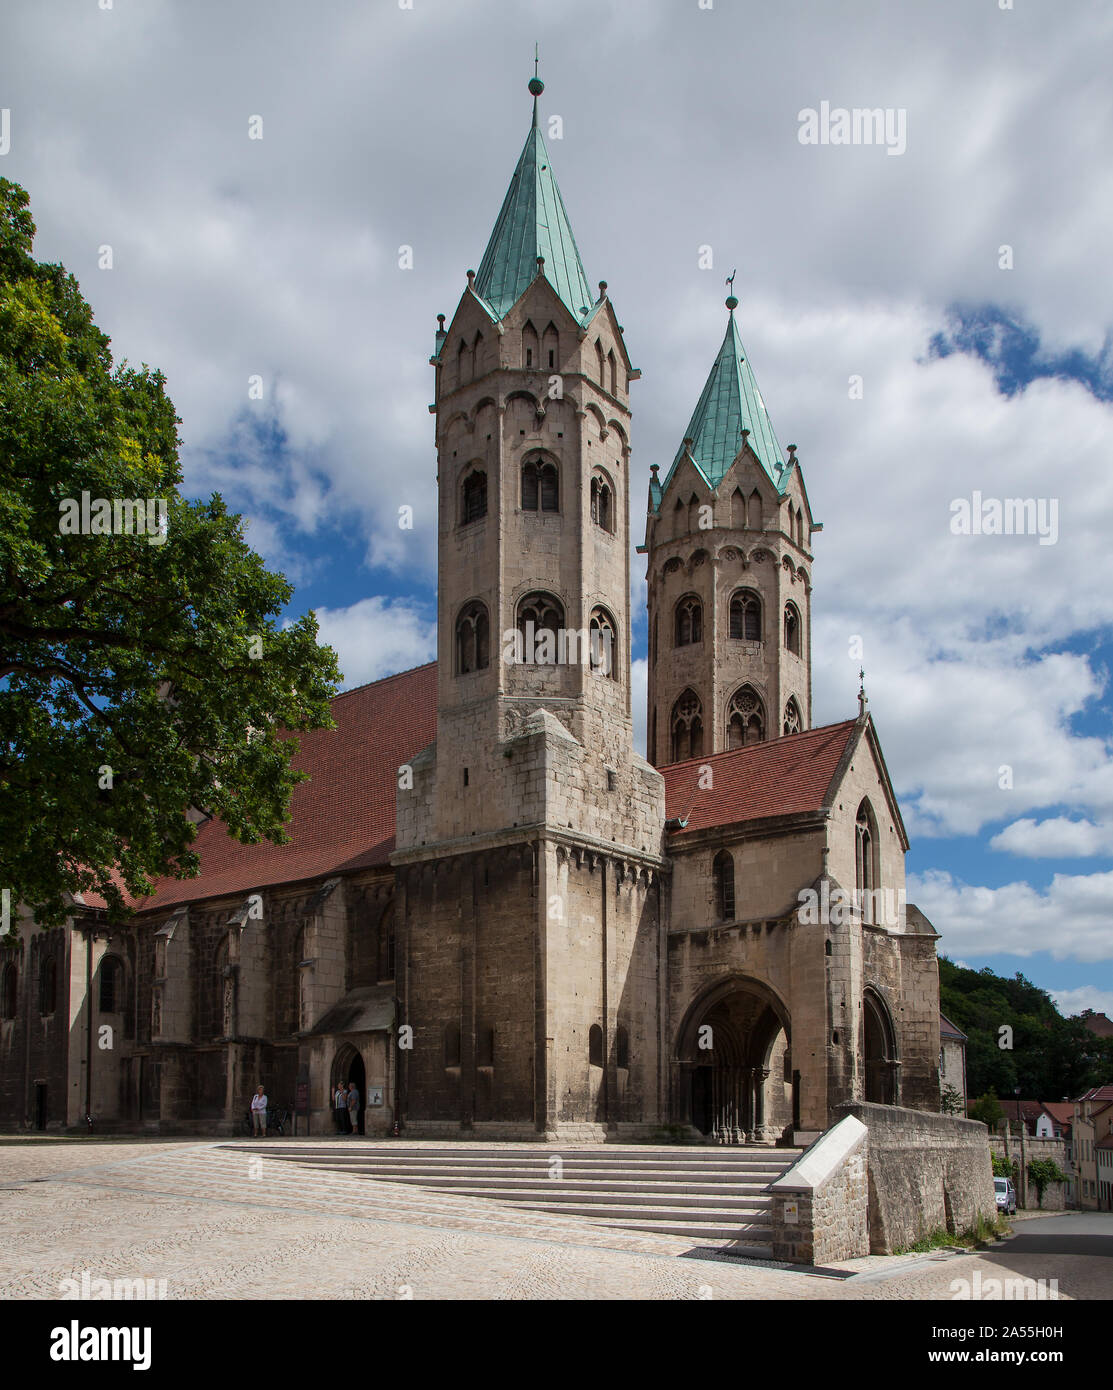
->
(968, 1090), (1003, 1130)
(1027, 1158), (1068, 1207)
(991, 1151), (1017, 1178)
(940, 1083), (965, 1115)
(939, 956), (1113, 1098)
(0, 179), (341, 923)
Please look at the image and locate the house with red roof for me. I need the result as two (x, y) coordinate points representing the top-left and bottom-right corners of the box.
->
(1, 76), (952, 1145)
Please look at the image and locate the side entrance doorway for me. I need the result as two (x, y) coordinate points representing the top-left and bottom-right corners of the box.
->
(331, 1044), (366, 1136)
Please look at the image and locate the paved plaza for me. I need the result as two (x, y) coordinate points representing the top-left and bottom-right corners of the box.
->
(0, 1138), (1107, 1301)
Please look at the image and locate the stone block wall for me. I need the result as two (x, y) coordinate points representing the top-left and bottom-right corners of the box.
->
(769, 1115), (870, 1263)
(838, 1100), (996, 1252)
(990, 1135), (1072, 1210)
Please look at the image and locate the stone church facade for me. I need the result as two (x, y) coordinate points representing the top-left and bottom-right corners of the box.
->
(0, 78), (947, 1142)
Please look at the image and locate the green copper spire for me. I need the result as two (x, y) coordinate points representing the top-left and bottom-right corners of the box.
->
(473, 69), (594, 322)
(662, 296), (787, 496)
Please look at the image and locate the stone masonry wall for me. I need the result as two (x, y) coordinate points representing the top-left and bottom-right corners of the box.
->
(838, 1100), (996, 1252)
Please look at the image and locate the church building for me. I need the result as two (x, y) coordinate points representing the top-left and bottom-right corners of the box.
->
(0, 75), (948, 1143)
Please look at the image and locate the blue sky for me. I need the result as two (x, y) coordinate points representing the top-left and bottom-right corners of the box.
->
(4, 0), (1111, 1016)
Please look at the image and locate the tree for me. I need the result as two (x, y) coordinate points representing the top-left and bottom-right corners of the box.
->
(1026, 1158), (1068, 1208)
(968, 1091), (1003, 1130)
(0, 179), (341, 924)
(940, 1083), (965, 1116)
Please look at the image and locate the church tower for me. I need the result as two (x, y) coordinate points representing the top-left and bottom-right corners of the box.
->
(643, 295), (817, 766)
(393, 72), (667, 1141)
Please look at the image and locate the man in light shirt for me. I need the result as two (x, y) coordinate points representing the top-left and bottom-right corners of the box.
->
(250, 1085), (268, 1136)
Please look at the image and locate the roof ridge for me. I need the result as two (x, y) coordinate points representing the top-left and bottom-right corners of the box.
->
(661, 718), (858, 773)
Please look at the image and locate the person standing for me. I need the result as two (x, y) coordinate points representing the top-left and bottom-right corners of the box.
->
(333, 1083), (349, 1134)
(250, 1085), (268, 1137)
(347, 1081), (361, 1137)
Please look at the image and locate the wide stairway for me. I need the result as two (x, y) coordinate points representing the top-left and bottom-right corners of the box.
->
(245, 1143), (803, 1249)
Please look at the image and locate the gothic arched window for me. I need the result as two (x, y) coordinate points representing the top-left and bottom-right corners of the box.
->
(516, 592), (564, 664)
(588, 606), (618, 680)
(671, 689), (703, 762)
(455, 601), (489, 675)
(1, 962), (16, 1019)
(856, 800), (879, 922)
(713, 850), (735, 922)
(674, 595), (702, 647)
(590, 475), (613, 532)
(595, 340), (606, 388)
(98, 956), (123, 1014)
(521, 457), (558, 512)
(589, 1023), (604, 1068)
(727, 685), (765, 748)
(522, 319), (538, 369)
(784, 602), (801, 656)
(729, 589), (762, 641)
(542, 322), (559, 370)
(783, 698), (802, 736)
(461, 469), (487, 524)
(608, 348), (617, 396)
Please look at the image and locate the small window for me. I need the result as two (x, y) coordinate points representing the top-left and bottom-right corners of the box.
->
(444, 1024), (461, 1068)
(1, 962), (18, 1019)
(674, 595), (702, 647)
(784, 602), (801, 656)
(522, 458), (558, 512)
(590, 476), (613, 532)
(461, 469), (487, 524)
(589, 607), (618, 681)
(713, 851), (735, 922)
(455, 601), (490, 675)
(616, 1027), (629, 1070)
(99, 956), (123, 1014)
(727, 686), (765, 747)
(671, 689), (703, 762)
(477, 1028), (494, 1067)
(39, 956), (57, 1015)
(730, 590), (761, 641)
(589, 1024), (604, 1068)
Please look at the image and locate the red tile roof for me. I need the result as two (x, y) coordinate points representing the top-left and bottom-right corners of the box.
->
(1040, 1102), (1074, 1127)
(1077, 1085), (1113, 1105)
(84, 663), (437, 914)
(1083, 1012), (1113, 1037)
(939, 1011), (967, 1041)
(661, 719), (859, 833)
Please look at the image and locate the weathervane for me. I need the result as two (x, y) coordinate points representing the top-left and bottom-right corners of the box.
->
(725, 269), (738, 312)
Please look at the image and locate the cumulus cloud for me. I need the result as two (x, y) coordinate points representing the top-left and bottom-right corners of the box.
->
(991, 817), (1113, 858)
(908, 868), (1113, 964)
(309, 597), (436, 691)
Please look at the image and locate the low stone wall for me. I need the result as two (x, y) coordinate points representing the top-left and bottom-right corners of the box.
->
(837, 1101), (996, 1253)
(989, 1135), (1071, 1210)
(768, 1115), (869, 1264)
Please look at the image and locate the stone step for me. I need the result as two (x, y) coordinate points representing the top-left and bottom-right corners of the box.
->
(385, 1182), (773, 1209)
(236, 1142), (801, 1248)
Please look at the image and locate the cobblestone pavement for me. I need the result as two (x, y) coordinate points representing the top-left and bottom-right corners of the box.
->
(0, 1138), (1101, 1301)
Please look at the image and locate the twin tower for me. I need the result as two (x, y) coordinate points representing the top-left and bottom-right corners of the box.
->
(391, 75), (817, 1138)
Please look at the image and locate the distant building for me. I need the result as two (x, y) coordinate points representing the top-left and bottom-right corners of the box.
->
(1074, 1087), (1113, 1211)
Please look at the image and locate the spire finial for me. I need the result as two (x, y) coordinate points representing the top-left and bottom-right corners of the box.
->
(529, 44), (544, 127)
(858, 668), (869, 717)
(725, 269), (738, 313)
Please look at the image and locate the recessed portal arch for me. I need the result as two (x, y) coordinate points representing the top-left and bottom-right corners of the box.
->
(675, 975), (792, 1144)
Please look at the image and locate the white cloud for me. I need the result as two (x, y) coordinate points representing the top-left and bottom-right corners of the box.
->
(1049, 986), (1113, 1020)
(909, 868), (1113, 964)
(309, 598), (436, 691)
(991, 817), (1113, 858)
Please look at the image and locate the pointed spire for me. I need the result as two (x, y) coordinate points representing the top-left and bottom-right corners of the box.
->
(659, 290), (787, 497)
(858, 668), (869, 718)
(473, 67), (593, 322)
